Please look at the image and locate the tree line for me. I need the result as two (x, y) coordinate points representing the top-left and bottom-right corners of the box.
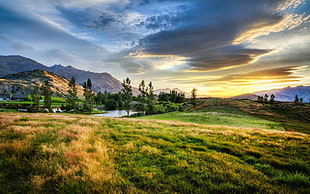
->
(32, 76), (197, 116)
(257, 94), (306, 104)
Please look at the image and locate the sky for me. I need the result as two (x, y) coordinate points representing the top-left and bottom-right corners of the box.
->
(0, 0), (309, 97)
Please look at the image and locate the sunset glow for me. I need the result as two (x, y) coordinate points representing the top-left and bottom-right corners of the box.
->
(0, 0), (309, 97)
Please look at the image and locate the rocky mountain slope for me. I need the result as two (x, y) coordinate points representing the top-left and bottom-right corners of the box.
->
(0, 55), (49, 77)
(0, 69), (84, 97)
(48, 64), (123, 93)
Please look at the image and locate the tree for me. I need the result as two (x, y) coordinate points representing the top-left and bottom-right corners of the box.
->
(67, 76), (78, 111)
(191, 88), (197, 107)
(41, 80), (53, 113)
(31, 86), (40, 112)
(146, 81), (156, 114)
(270, 94), (275, 103)
(121, 77), (132, 116)
(294, 95), (299, 104)
(83, 78), (94, 114)
(264, 94), (268, 103)
(300, 98), (303, 103)
(138, 80), (147, 111)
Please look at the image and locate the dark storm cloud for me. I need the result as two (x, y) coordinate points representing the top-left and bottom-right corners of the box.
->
(135, 0), (294, 71)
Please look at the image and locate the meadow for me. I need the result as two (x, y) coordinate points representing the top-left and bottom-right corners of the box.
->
(0, 109), (309, 193)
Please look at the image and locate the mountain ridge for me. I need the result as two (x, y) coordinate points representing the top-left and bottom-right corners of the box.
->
(0, 55), (122, 94)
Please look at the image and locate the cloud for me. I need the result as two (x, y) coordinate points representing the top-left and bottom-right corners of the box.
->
(216, 66), (304, 82)
(10, 41), (34, 51)
(132, 0), (308, 72)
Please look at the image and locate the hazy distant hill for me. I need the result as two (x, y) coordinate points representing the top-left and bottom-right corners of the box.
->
(0, 55), (123, 93)
(254, 86), (310, 102)
(0, 69), (84, 97)
(230, 86), (310, 102)
(229, 93), (258, 100)
(154, 88), (190, 98)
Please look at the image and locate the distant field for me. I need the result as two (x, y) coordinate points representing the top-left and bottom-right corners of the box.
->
(0, 96), (68, 106)
(0, 113), (309, 193)
(140, 111), (284, 130)
(141, 99), (310, 134)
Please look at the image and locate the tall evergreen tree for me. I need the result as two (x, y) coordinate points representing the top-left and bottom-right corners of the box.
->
(191, 88), (197, 108)
(83, 78), (94, 114)
(67, 76), (78, 111)
(270, 94), (275, 103)
(122, 77), (133, 116)
(294, 95), (299, 103)
(138, 80), (147, 111)
(31, 86), (40, 112)
(41, 80), (53, 113)
(264, 94), (268, 103)
(146, 81), (156, 114)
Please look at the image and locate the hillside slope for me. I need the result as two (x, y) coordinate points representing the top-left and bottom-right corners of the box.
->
(141, 98), (310, 134)
(48, 64), (123, 93)
(0, 69), (84, 97)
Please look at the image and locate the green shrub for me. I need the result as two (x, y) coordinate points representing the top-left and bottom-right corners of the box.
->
(274, 172), (310, 187)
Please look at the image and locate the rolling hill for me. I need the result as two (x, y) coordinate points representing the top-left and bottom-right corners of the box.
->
(0, 69), (84, 97)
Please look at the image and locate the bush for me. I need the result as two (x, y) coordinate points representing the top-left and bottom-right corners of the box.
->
(274, 172), (310, 187)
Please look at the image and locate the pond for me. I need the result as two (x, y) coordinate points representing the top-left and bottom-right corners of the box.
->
(93, 110), (139, 117)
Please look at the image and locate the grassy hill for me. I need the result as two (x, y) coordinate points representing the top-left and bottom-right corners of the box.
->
(0, 110), (309, 193)
(0, 69), (84, 97)
(141, 99), (310, 134)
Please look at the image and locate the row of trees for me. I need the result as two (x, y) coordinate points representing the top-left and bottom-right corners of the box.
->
(32, 76), (198, 115)
(294, 95), (304, 103)
(257, 94), (275, 103)
(65, 77), (95, 114)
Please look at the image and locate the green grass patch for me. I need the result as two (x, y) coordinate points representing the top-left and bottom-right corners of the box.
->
(140, 111), (283, 130)
(0, 113), (309, 193)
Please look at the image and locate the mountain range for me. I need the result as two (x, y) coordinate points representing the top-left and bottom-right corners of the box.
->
(0, 55), (122, 94)
(1, 55), (309, 101)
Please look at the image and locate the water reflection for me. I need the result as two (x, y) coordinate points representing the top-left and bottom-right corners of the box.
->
(93, 110), (138, 117)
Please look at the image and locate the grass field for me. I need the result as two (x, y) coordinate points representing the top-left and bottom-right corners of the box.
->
(141, 99), (310, 134)
(0, 112), (309, 193)
(0, 96), (68, 106)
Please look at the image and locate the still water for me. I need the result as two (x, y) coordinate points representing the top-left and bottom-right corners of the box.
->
(93, 110), (138, 117)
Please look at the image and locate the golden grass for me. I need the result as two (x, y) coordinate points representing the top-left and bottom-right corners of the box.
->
(0, 112), (309, 193)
